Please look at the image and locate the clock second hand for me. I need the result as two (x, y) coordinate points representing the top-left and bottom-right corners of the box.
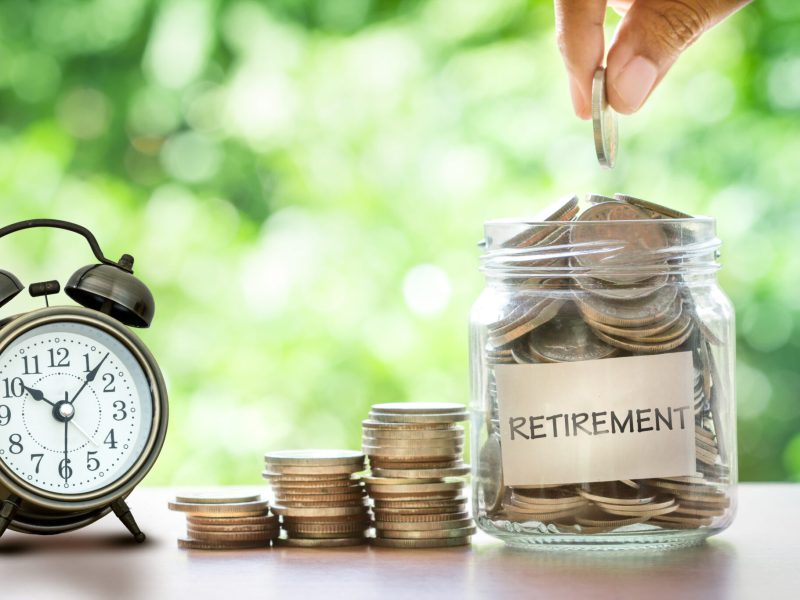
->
(70, 352), (110, 405)
(62, 392), (99, 447)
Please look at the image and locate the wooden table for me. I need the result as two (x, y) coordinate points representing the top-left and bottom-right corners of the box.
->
(2, 484), (797, 599)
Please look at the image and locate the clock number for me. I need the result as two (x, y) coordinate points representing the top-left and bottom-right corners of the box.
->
(47, 347), (70, 368)
(58, 458), (73, 480)
(3, 377), (24, 398)
(113, 400), (127, 421)
(9, 433), (23, 454)
(22, 355), (40, 375)
(0, 405), (10, 426)
(86, 451), (100, 472)
(83, 353), (91, 373)
(104, 429), (118, 449)
(102, 373), (116, 392)
(30, 453), (43, 474)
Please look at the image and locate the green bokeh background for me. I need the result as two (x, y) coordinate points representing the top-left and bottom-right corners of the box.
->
(0, 0), (797, 485)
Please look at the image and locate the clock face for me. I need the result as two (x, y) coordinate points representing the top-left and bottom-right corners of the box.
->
(0, 320), (154, 496)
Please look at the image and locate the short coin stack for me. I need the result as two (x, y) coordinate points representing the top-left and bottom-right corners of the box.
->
(362, 402), (475, 548)
(168, 492), (279, 550)
(263, 450), (371, 547)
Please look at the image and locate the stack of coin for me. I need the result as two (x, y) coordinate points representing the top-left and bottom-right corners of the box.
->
(168, 492), (279, 550)
(362, 402), (475, 548)
(479, 194), (733, 534)
(263, 450), (371, 547)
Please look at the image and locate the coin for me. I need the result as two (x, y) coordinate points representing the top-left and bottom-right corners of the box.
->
(174, 492), (263, 505)
(276, 537), (367, 548)
(362, 445), (463, 457)
(575, 287), (679, 328)
(264, 464), (364, 476)
(374, 518), (474, 532)
(368, 411), (469, 424)
(187, 529), (278, 543)
(571, 202), (668, 284)
(263, 471), (356, 481)
(614, 194), (692, 219)
(361, 420), (457, 431)
(362, 428), (464, 441)
(488, 298), (565, 348)
(264, 449), (365, 466)
(272, 504), (369, 518)
(168, 499), (270, 517)
(478, 433), (504, 514)
(373, 511), (470, 523)
(370, 402), (466, 415)
(187, 515), (277, 527)
(527, 314), (618, 362)
(373, 504), (468, 517)
(371, 466), (470, 479)
(592, 67), (617, 168)
(376, 526), (477, 540)
(372, 496), (468, 509)
(500, 196), (579, 249)
(178, 537), (269, 550)
(370, 536), (471, 549)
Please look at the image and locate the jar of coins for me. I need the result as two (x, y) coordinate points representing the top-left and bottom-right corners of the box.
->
(470, 195), (736, 549)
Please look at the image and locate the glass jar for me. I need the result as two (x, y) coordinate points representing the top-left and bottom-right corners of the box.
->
(470, 195), (736, 550)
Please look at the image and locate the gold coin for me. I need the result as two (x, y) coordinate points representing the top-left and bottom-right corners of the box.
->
(263, 464), (364, 476)
(168, 500), (270, 517)
(263, 471), (355, 481)
(373, 511), (470, 523)
(178, 537), (269, 551)
(374, 518), (473, 532)
(271, 504), (370, 518)
(362, 436), (464, 449)
(272, 485), (364, 497)
(270, 497), (367, 508)
(370, 536), (471, 549)
(187, 528), (278, 542)
(187, 524), (279, 535)
(284, 522), (371, 534)
(362, 428), (464, 441)
(373, 504), (468, 517)
(284, 530), (370, 540)
(362, 445), (463, 458)
(366, 481), (463, 495)
(362, 476), (440, 486)
(376, 526), (476, 540)
(371, 466), (470, 479)
(263, 450), (365, 466)
(372, 496), (468, 509)
(368, 411), (468, 424)
(276, 537), (367, 548)
(187, 515), (278, 527)
(174, 492), (263, 505)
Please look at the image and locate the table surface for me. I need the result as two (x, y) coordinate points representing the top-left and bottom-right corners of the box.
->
(2, 483), (797, 600)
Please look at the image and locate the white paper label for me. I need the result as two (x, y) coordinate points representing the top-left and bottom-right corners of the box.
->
(495, 352), (696, 486)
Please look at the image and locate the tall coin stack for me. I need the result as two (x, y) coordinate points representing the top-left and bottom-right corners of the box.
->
(362, 402), (476, 548)
(168, 492), (279, 550)
(263, 450), (371, 547)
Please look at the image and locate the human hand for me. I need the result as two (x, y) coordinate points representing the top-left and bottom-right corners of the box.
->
(555, 0), (751, 118)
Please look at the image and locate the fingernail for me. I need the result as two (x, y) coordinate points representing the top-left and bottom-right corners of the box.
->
(568, 76), (590, 120)
(611, 55), (658, 113)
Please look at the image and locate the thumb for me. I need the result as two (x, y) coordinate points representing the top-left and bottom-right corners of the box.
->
(606, 0), (750, 114)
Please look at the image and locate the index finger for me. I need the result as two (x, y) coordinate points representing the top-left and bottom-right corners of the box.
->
(554, 0), (609, 119)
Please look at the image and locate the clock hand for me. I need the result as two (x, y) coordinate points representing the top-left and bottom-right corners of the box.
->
(61, 392), (99, 447)
(70, 352), (110, 405)
(23, 384), (57, 408)
(63, 420), (69, 483)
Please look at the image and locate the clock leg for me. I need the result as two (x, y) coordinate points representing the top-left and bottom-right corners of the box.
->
(111, 498), (146, 543)
(0, 495), (21, 539)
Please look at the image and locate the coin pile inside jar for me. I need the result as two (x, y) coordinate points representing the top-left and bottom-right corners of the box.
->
(479, 193), (731, 534)
(168, 492), (279, 550)
(362, 402), (475, 548)
(263, 450), (371, 547)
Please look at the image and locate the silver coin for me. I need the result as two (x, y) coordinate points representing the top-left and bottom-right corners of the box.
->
(592, 67), (617, 168)
(527, 314), (618, 362)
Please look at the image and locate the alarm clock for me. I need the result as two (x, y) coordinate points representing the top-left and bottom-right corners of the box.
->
(0, 219), (168, 544)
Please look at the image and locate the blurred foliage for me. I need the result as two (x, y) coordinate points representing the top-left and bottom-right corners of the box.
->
(0, 0), (797, 484)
